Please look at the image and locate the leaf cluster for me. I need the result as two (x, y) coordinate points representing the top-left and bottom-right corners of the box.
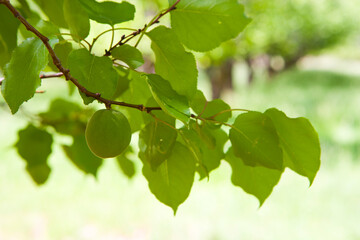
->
(0, 0), (321, 213)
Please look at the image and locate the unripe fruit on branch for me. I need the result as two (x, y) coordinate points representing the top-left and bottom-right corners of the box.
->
(85, 109), (131, 158)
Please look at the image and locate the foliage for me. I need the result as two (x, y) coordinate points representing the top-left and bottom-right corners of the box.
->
(0, 0), (321, 213)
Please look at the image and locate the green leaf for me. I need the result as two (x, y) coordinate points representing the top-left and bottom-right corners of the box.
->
(67, 49), (118, 104)
(225, 147), (283, 205)
(63, 135), (103, 177)
(264, 108), (321, 184)
(229, 111), (283, 170)
(190, 92), (231, 122)
(141, 142), (196, 213)
(64, 0), (90, 41)
(15, 124), (53, 185)
(78, 0), (135, 25)
(2, 38), (53, 114)
(147, 26), (198, 99)
(169, 0), (251, 52)
(118, 70), (152, 132)
(116, 147), (136, 179)
(190, 90), (207, 115)
(147, 74), (190, 124)
(181, 122), (228, 179)
(26, 164), (51, 185)
(48, 41), (73, 72)
(112, 44), (144, 69)
(139, 121), (177, 170)
(33, 0), (68, 28)
(112, 66), (130, 99)
(0, 5), (20, 68)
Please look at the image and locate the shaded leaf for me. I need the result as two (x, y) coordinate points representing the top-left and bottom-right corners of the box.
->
(225, 147), (283, 205)
(147, 74), (190, 124)
(19, 18), (60, 39)
(0, 5), (20, 68)
(147, 26), (198, 99)
(265, 108), (321, 184)
(15, 124), (53, 185)
(67, 49), (118, 104)
(2, 38), (55, 114)
(169, 0), (251, 51)
(139, 121), (177, 170)
(63, 135), (103, 177)
(116, 147), (136, 179)
(229, 111), (283, 170)
(141, 142), (196, 213)
(64, 0), (90, 41)
(39, 98), (91, 136)
(78, 0), (135, 25)
(112, 44), (144, 69)
(181, 121), (227, 179)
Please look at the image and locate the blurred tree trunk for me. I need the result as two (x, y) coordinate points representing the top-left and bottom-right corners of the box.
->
(207, 59), (234, 99)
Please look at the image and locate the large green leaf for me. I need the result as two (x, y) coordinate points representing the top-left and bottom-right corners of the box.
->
(15, 124), (53, 185)
(147, 74), (190, 124)
(63, 135), (103, 177)
(225, 147), (283, 205)
(141, 142), (196, 213)
(265, 108), (321, 184)
(2, 38), (54, 114)
(169, 0), (251, 52)
(78, 0), (135, 25)
(139, 121), (177, 170)
(0, 5), (20, 68)
(229, 112), (283, 170)
(67, 49), (118, 104)
(147, 26), (198, 99)
(112, 44), (144, 69)
(33, 0), (68, 28)
(64, 0), (90, 41)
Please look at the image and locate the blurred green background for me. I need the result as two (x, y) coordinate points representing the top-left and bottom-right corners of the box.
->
(1, 0), (360, 239)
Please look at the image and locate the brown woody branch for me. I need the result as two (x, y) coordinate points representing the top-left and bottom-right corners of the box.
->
(0, 0), (162, 113)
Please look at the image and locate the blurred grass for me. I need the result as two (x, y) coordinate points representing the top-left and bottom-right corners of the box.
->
(1, 68), (360, 239)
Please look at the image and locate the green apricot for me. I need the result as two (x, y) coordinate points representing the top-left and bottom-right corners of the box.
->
(85, 109), (131, 158)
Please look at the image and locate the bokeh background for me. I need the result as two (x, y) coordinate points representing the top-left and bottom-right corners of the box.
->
(1, 0), (360, 239)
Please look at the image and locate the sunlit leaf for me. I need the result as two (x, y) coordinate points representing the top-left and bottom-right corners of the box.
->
(225, 147), (283, 205)
(2, 38), (56, 114)
(112, 44), (144, 69)
(67, 49), (118, 104)
(265, 108), (321, 184)
(147, 26), (198, 99)
(141, 142), (196, 214)
(169, 0), (251, 51)
(78, 0), (135, 25)
(64, 0), (90, 41)
(147, 74), (190, 124)
(229, 111), (283, 170)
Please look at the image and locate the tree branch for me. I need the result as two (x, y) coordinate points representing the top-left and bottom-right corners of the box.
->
(106, 0), (181, 53)
(0, 0), (162, 113)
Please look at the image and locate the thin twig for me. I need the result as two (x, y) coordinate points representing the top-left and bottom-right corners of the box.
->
(107, 0), (181, 53)
(0, 0), (162, 113)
